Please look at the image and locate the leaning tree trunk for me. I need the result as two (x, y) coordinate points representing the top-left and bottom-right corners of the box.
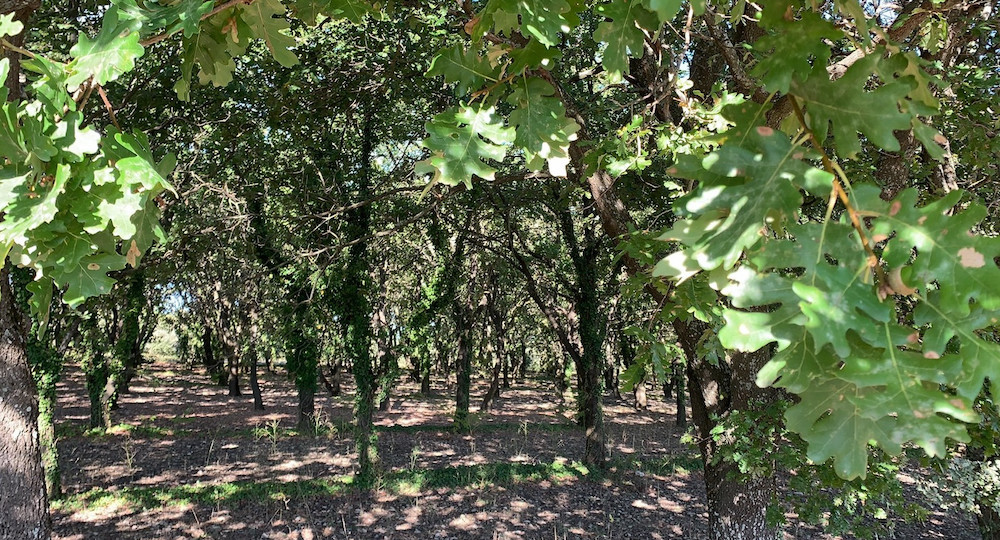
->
(0, 261), (51, 540)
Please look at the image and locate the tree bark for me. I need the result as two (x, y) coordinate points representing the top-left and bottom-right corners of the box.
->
(0, 261), (51, 540)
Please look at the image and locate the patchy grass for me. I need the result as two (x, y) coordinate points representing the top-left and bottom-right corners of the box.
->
(52, 477), (352, 513)
(379, 421), (578, 435)
(52, 460), (590, 513)
(388, 460), (589, 495)
(56, 422), (185, 440)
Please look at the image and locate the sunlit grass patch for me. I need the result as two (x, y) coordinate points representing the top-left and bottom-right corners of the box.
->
(52, 477), (353, 513)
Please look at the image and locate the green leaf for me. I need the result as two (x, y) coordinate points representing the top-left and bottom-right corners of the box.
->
(752, 2), (841, 93)
(656, 127), (833, 275)
(506, 77), (579, 176)
(291, 0), (333, 26)
(506, 39), (562, 74)
(58, 252), (127, 308)
(239, 0), (299, 68)
(129, 197), (166, 265)
(416, 103), (514, 188)
(113, 0), (214, 38)
(26, 276), (53, 330)
(0, 164), (70, 245)
(792, 53), (914, 158)
(23, 56), (74, 114)
(594, 0), (659, 83)
(474, 0), (578, 47)
(0, 12), (24, 38)
(105, 128), (173, 192)
(50, 112), (101, 162)
(66, 9), (145, 91)
(642, 0), (681, 22)
(426, 44), (501, 96)
(328, 0), (373, 23)
(174, 23), (237, 99)
(785, 377), (900, 479)
(97, 186), (143, 239)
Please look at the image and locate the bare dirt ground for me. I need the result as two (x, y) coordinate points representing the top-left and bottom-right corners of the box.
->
(50, 361), (980, 539)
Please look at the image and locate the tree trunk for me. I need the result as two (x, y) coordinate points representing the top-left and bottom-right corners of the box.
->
(249, 346), (264, 411)
(0, 260), (51, 540)
(453, 299), (473, 429)
(85, 349), (109, 429)
(673, 367), (687, 427)
(480, 354), (502, 412)
(319, 361), (341, 397)
(574, 225), (607, 467)
(297, 383), (315, 432)
(346, 107), (379, 484)
(682, 321), (779, 540)
(114, 271), (145, 396)
(202, 326), (222, 384)
(226, 344), (241, 397)
(518, 342), (527, 379)
(634, 381), (647, 410)
(502, 347), (510, 389)
(567, 103), (783, 536)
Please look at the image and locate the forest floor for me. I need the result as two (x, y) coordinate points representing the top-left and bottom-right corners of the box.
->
(49, 360), (979, 540)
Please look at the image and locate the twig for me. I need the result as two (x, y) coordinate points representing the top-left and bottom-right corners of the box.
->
(789, 95), (888, 286)
(0, 37), (34, 59)
(96, 84), (121, 130)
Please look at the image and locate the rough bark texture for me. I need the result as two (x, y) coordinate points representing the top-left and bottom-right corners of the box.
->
(1, 7), (54, 532)
(0, 263), (51, 540)
(679, 319), (780, 540)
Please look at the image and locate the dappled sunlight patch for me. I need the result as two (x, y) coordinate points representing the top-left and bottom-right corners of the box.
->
(448, 513), (479, 531)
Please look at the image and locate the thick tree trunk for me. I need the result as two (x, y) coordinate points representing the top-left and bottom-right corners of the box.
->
(114, 271), (145, 396)
(37, 388), (59, 499)
(518, 342), (527, 379)
(502, 347), (510, 389)
(683, 326), (779, 540)
(480, 354), (502, 412)
(319, 361), (341, 396)
(347, 108), (379, 484)
(202, 326), (222, 384)
(0, 262), (51, 540)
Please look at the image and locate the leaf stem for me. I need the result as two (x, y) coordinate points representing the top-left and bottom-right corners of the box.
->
(789, 95), (888, 287)
(0, 37), (35, 59)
